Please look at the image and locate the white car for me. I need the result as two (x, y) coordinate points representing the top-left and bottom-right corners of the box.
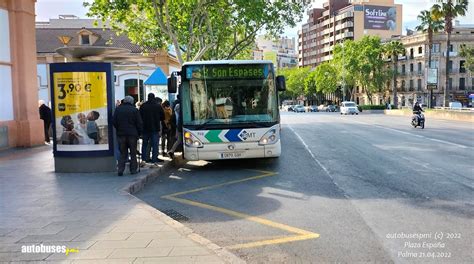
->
(340, 101), (359, 115)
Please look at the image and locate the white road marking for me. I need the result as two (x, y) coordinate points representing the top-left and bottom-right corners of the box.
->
(287, 125), (350, 199)
(350, 120), (470, 149)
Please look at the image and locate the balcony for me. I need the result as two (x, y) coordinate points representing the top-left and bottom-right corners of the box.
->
(443, 51), (458, 57)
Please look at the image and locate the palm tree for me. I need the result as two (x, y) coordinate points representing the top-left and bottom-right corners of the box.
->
(432, 0), (469, 107)
(384, 40), (405, 108)
(415, 10), (444, 108)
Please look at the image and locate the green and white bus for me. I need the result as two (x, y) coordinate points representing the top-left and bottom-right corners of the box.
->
(168, 60), (286, 160)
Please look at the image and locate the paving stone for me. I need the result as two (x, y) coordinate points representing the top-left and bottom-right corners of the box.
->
(126, 231), (184, 241)
(195, 255), (226, 263)
(0, 252), (52, 261)
(72, 259), (135, 264)
(107, 247), (173, 259)
(90, 239), (151, 250)
(133, 256), (196, 264)
(73, 232), (132, 242)
(168, 246), (212, 257)
(147, 239), (198, 248)
(110, 225), (167, 233)
(46, 249), (114, 260)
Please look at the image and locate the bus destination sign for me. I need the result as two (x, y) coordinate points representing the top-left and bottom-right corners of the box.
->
(185, 64), (269, 80)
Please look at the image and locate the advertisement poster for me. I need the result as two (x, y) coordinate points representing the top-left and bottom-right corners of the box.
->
(427, 68), (438, 86)
(53, 72), (109, 151)
(364, 5), (397, 30)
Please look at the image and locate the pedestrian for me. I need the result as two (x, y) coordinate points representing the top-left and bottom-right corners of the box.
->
(39, 100), (52, 144)
(113, 96), (143, 176)
(139, 93), (164, 166)
(167, 97), (182, 159)
(161, 100), (173, 156)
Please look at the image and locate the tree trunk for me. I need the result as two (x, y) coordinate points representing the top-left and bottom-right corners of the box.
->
(444, 31), (451, 107)
(428, 35), (433, 108)
(392, 58), (398, 108)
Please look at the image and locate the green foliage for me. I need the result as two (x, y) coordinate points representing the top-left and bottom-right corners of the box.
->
(305, 61), (338, 95)
(359, 105), (386, 110)
(432, 0), (469, 32)
(84, 0), (307, 64)
(460, 45), (474, 72)
(415, 10), (444, 35)
(278, 67), (311, 99)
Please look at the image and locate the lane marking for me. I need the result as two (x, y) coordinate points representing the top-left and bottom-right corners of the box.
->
(350, 120), (470, 149)
(162, 169), (320, 249)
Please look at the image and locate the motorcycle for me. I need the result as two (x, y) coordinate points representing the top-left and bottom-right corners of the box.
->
(411, 111), (425, 129)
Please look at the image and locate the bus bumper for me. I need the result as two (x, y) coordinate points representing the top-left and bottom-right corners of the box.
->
(183, 140), (281, 161)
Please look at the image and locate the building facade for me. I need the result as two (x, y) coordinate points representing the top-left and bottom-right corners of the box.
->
(253, 36), (298, 69)
(0, 0), (44, 149)
(354, 23), (474, 107)
(36, 17), (181, 105)
(298, 0), (402, 68)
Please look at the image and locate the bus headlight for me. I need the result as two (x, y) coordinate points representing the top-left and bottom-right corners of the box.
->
(259, 129), (278, 145)
(184, 130), (203, 148)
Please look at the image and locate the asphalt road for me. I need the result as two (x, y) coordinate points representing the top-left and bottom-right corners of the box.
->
(136, 112), (474, 263)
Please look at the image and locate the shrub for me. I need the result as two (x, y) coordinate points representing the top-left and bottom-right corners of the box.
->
(359, 105), (386, 110)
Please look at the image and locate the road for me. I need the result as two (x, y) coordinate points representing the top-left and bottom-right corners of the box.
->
(136, 112), (474, 263)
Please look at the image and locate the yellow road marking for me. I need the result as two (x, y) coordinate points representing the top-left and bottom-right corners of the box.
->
(161, 169), (320, 249)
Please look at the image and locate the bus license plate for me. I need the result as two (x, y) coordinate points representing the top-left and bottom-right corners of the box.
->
(220, 152), (243, 159)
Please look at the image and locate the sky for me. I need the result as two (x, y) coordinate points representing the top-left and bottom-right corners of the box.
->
(36, 0), (474, 38)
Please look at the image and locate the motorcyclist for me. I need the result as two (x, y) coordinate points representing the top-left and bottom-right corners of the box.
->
(412, 102), (424, 124)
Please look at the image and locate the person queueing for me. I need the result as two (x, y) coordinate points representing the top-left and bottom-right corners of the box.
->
(161, 100), (173, 156)
(139, 93), (164, 166)
(113, 96), (143, 176)
(167, 97), (182, 159)
(38, 100), (52, 144)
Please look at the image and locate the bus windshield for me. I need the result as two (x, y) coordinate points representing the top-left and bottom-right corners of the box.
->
(181, 65), (278, 127)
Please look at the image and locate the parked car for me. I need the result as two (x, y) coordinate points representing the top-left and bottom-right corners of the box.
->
(286, 105), (295, 112)
(294, 105), (306, 113)
(340, 101), (359, 115)
(449, 101), (462, 110)
(308, 105), (319, 112)
(318, 104), (336, 112)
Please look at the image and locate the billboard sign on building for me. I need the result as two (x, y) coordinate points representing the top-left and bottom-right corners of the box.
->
(426, 68), (438, 88)
(364, 5), (397, 31)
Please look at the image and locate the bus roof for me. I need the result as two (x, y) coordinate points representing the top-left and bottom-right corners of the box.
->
(182, 60), (273, 66)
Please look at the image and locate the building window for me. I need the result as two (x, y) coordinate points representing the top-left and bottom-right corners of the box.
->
(80, 34), (90, 45)
(410, 48), (414, 58)
(448, 60), (453, 73)
(409, 80), (414, 91)
(417, 79), (422, 91)
(430, 60), (439, 69)
(431, 43), (440, 53)
(449, 44), (454, 52)
(410, 63), (414, 72)
(418, 46), (422, 54)
(459, 78), (465, 90)
(472, 78), (474, 89)
(448, 78), (453, 90)
(401, 64), (406, 74)
(401, 80), (406, 91)
(417, 62), (422, 73)
(460, 60), (466, 73)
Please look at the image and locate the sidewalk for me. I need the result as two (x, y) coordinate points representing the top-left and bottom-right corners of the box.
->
(0, 146), (243, 263)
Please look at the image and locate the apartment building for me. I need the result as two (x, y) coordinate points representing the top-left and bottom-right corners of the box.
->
(354, 22), (474, 107)
(298, 0), (402, 68)
(253, 36), (298, 69)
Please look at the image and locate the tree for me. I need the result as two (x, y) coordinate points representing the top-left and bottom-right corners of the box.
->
(355, 36), (389, 105)
(84, 0), (307, 64)
(383, 40), (405, 108)
(305, 61), (338, 96)
(279, 67), (311, 100)
(415, 10), (444, 108)
(431, 0), (469, 106)
(460, 45), (474, 72)
(332, 40), (358, 100)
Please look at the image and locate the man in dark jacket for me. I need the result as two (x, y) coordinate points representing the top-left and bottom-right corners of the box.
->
(38, 100), (52, 144)
(139, 93), (164, 164)
(113, 96), (143, 176)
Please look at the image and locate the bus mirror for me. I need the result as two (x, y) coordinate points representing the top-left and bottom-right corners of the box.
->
(276, 75), (286, 91)
(168, 72), (179, 93)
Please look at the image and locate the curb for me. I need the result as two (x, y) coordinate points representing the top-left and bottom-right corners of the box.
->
(122, 159), (246, 264)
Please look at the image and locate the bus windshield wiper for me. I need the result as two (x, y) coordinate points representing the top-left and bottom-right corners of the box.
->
(194, 118), (217, 130)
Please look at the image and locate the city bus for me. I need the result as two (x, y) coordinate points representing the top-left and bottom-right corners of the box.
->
(168, 60), (286, 160)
